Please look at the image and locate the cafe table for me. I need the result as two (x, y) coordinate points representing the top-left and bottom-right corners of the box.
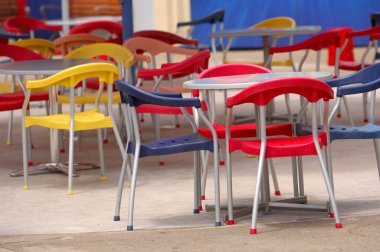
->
(184, 71), (333, 222)
(0, 59), (104, 177)
(210, 26), (321, 65)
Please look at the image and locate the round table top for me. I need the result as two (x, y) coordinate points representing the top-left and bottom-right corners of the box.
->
(0, 59), (105, 75)
(184, 72), (333, 90)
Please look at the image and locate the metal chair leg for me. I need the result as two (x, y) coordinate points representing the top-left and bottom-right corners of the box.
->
(67, 128), (75, 195)
(250, 153), (266, 234)
(97, 129), (106, 181)
(114, 147), (131, 221)
(127, 148), (141, 231)
(373, 139), (380, 180)
(269, 159), (281, 196)
(6, 111), (13, 145)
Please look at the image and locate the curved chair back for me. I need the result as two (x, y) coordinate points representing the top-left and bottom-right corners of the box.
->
(64, 42), (134, 69)
(0, 44), (46, 61)
(69, 20), (122, 39)
(198, 63), (270, 79)
(133, 30), (199, 48)
(53, 33), (106, 56)
(11, 38), (56, 58)
(251, 17), (296, 41)
(3, 16), (61, 38)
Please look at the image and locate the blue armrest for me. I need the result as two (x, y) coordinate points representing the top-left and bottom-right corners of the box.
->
(337, 78), (380, 97)
(176, 9), (224, 28)
(116, 80), (201, 108)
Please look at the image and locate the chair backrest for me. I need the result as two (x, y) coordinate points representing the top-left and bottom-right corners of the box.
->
(251, 17), (296, 42)
(26, 62), (119, 90)
(0, 44), (46, 61)
(268, 30), (342, 73)
(10, 38), (56, 58)
(53, 33), (107, 56)
(133, 30), (199, 48)
(123, 37), (198, 68)
(3, 16), (61, 38)
(69, 20), (122, 39)
(64, 43), (133, 66)
(227, 77), (333, 107)
(195, 63), (271, 97)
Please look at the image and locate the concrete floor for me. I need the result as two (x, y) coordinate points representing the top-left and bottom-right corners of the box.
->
(1, 49), (380, 251)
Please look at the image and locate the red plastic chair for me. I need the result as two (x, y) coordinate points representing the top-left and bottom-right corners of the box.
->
(0, 44), (49, 146)
(3, 16), (62, 38)
(196, 63), (293, 200)
(133, 30), (199, 48)
(69, 20), (123, 44)
(134, 50), (210, 165)
(225, 77), (342, 234)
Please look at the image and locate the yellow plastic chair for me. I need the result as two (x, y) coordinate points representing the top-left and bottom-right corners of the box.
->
(11, 38), (56, 58)
(21, 62), (122, 195)
(224, 16), (296, 69)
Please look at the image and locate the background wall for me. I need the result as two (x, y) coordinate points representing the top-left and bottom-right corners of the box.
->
(191, 0), (380, 48)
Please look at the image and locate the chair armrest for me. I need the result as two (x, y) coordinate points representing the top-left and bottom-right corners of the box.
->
(176, 9), (224, 28)
(337, 79), (380, 97)
(116, 80), (201, 108)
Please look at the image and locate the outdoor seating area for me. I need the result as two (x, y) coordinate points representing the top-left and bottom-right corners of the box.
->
(1, 1), (380, 251)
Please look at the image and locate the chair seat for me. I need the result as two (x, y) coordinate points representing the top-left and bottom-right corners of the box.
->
(229, 133), (327, 158)
(127, 133), (214, 158)
(25, 109), (113, 131)
(198, 123), (292, 139)
(339, 60), (371, 71)
(329, 123), (380, 141)
(58, 92), (121, 104)
(0, 99), (24, 111)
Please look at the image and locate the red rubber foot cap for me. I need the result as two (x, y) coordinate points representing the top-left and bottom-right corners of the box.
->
(250, 228), (257, 234)
(363, 118), (369, 123)
(337, 114), (342, 118)
(175, 124), (180, 128)
(60, 148), (65, 153)
(198, 205), (203, 211)
(140, 119), (144, 122)
(31, 145), (35, 149)
(329, 213), (335, 218)
(28, 161), (33, 167)
(201, 195), (206, 200)
(159, 161), (165, 166)
(335, 223), (343, 229)
(103, 139), (108, 144)
(219, 161), (225, 166)
(227, 220), (235, 225)
(275, 191), (281, 196)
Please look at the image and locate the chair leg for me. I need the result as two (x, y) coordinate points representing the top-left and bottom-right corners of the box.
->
(226, 145), (234, 225)
(97, 129), (106, 181)
(67, 128), (75, 195)
(250, 154), (266, 234)
(6, 111), (13, 145)
(212, 149), (221, 226)
(103, 104), (109, 143)
(269, 159), (281, 196)
(114, 147), (131, 221)
(201, 151), (210, 200)
(194, 151), (202, 213)
(373, 139), (380, 180)
(151, 114), (164, 165)
(363, 93), (369, 123)
(21, 124), (29, 190)
(127, 149), (141, 231)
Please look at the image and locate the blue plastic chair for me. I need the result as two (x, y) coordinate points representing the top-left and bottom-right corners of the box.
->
(325, 62), (380, 183)
(113, 80), (221, 231)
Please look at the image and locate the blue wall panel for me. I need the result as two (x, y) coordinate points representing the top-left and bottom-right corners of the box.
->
(191, 0), (380, 48)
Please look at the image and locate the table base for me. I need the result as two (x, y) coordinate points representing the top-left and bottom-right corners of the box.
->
(10, 162), (100, 177)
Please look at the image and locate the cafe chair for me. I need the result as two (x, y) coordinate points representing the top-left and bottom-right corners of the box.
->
(176, 9), (225, 50)
(113, 80), (221, 230)
(196, 63), (293, 200)
(21, 62), (122, 195)
(324, 63), (380, 183)
(130, 50), (210, 166)
(10, 38), (56, 58)
(225, 77), (342, 234)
